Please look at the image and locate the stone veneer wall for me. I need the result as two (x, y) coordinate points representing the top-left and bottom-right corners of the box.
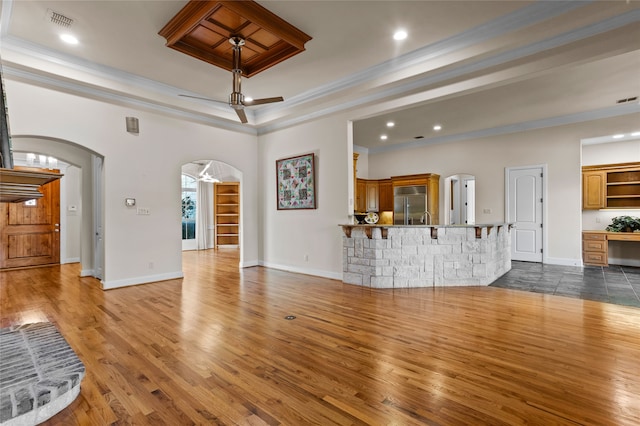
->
(342, 226), (511, 288)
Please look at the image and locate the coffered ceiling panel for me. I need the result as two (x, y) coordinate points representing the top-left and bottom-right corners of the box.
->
(159, 0), (312, 77)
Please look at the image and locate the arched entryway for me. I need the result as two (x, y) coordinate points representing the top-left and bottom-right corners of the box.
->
(181, 159), (242, 254)
(8, 136), (104, 279)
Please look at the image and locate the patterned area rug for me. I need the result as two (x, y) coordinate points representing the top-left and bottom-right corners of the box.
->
(0, 323), (85, 425)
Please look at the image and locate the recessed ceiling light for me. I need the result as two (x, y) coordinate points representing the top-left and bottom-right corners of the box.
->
(60, 34), (78, 45)
(386, 121), (395, 128)
(631, 131), (640, 136)
(612, 134), (625, 139)
(380, 135), (388, 141)
(433, 124), (442, 131)
(393, 30), (407, 41)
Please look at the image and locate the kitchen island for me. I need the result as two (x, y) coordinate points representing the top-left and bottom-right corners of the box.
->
(340, 223), (512, 288)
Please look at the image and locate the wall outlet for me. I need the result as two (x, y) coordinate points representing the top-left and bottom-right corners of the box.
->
(483, 208), (492, 214)
(148, 262), (154, 269)
(137, 207), (150, 215)
(595, 216), (601, 223)
(304, 254), (309, 262)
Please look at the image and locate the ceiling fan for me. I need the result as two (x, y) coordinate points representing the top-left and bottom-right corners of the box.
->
(180, 37), (284, 124)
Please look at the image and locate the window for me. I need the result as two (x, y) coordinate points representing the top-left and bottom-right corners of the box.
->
(181, 174), (197, 240)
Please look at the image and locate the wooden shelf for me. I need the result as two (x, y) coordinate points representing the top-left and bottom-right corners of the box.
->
(607, 181), (640, 185)
(214, 182), (240, 248)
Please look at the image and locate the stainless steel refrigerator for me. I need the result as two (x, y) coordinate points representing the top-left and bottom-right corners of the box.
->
(394, 185), (427, 225)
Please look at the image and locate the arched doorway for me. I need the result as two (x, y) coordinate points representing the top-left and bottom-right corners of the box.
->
(181, 160), (242, 253)
(10, 136), (104, 279)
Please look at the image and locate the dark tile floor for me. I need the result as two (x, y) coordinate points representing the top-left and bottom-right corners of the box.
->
(490, 261), (640, 308)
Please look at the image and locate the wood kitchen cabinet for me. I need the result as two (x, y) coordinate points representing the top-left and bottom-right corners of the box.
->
(355, 174), (439, 219)
(582, 170), (605, 209)
(582, 231), (608, 266)
(355, 178), (366, 212)
(582, 162), (640, 210)
(378, 179), (393, 211)
(365, 180), (379, 212)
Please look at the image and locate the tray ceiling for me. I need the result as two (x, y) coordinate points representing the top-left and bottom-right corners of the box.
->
(159, 0), (312, 77)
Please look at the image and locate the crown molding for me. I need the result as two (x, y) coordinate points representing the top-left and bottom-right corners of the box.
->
(364, 103), (640, 155)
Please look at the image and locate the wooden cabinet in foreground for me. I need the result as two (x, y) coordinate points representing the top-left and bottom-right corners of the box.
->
(582, 162), (640, 210)
(214, 182), (239, 248)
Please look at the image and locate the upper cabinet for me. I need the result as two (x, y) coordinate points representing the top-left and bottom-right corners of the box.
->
(378, 179), (393, 211)
(583, 170), (605, 209)
(356, 178), (367, 212)
(582, 162), (640, 210)
(365, 180), (379, 212)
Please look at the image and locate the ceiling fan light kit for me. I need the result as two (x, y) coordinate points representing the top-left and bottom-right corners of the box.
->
(159, 0), (311, 124)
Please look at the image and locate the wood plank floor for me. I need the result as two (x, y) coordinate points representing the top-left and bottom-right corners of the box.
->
(1, 249), (639, 425)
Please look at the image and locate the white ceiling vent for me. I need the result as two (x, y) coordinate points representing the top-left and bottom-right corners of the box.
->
(46, 9), (74, 28)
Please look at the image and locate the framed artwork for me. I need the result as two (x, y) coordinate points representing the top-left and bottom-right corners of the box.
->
(276, 153), (316, 210)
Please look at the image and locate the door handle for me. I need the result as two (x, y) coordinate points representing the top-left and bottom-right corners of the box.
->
(54, 229), (59, 232)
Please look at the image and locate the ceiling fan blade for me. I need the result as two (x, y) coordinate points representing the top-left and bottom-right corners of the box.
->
(244, 96), (284, 106)
(235, 108), (248, 124)
(179, 94), (227, 105)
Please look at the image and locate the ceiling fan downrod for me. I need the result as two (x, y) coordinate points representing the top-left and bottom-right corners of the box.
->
(229, 37), (245, 108)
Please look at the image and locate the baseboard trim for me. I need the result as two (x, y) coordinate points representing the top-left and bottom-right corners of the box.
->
(240, 260), (259, 268)
(61, 257), (80, 264)
(544, 257), (582, 267)
(80, 269), (94, 277)
(259, 261), (342, 281)
(102, 271), (184, 290)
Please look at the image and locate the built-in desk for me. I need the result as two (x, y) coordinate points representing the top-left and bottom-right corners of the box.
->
(582, 230), (640, 266)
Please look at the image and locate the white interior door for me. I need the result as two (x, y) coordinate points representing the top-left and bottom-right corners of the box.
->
(462, 178), (475, 224)
(506, 166), (543, 262)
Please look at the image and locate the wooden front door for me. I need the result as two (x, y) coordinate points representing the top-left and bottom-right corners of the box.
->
(0, 167), (61, 269)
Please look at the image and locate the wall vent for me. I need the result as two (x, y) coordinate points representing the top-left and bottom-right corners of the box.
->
(46, 9), (74, 28)
(616, 96), (638, 104)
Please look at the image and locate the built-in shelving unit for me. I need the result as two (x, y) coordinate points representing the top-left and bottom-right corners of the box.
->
(582, 162), (640, 210)
(606, 169), (640, 208)
(214, 182), (239, 248)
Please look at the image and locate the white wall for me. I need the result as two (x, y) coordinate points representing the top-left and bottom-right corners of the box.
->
(582, 138), (640, 266)
(6, 79), (259, 288)
(63, 165), (82, 262)
(258, 115), (351, 279)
